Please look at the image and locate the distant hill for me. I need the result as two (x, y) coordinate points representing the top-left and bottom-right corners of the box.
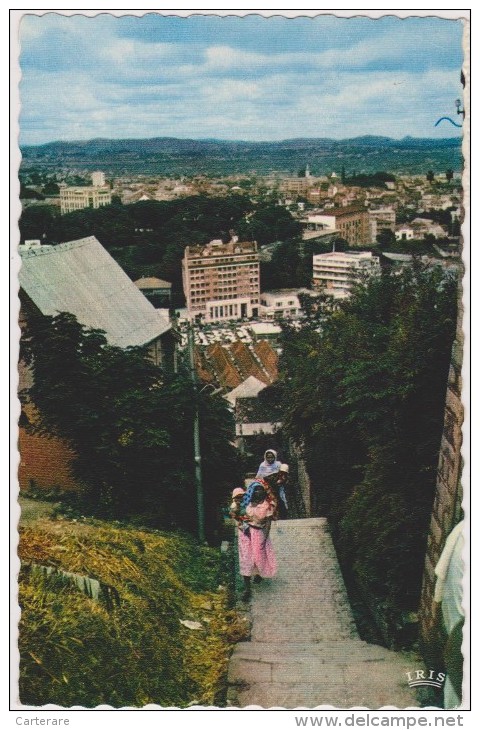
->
(20, 135), (463, 177)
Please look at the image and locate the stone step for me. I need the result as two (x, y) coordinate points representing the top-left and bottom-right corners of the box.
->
(229, 641), (414, 682)
(228, 642), (418, 708)
(228, 682), (352, 709)
(228, 515), (419, 708)
(272, 518), (329, 528)
(231, 639), (397, 662)
(229, 680), (418, 710)
(249, 618), (358, 643)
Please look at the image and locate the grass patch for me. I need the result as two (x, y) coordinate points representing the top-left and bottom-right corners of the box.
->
(18, 516), (245, 707)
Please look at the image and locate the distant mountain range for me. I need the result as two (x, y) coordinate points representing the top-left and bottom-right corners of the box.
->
(20, 135), (463, 177)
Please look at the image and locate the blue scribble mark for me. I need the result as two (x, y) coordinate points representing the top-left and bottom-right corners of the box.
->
(434, 117), (462, 128)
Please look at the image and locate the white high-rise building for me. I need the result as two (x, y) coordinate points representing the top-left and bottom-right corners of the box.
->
(312, 251), (380, 298)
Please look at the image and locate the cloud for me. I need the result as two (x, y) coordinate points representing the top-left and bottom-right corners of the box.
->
(17, 13), (465, 145)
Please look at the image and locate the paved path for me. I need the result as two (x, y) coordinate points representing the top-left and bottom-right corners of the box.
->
(227, 518), (420, 709)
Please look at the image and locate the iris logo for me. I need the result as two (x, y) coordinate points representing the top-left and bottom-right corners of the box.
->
(406, 669), (446, 689)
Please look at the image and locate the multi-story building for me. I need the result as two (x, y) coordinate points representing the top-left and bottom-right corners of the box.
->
(369, 206), (396, 229)
(60, 185), (112, 215)
(301, 205), (370, 246)
(182, 239), (260, 322)
(91, 171), (106, 187)
(312, 251), (380, 298)
(279, 168), (317, 198)
(368, 206), (396, 244)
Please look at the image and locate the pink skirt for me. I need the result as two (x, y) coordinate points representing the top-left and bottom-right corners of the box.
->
(238, 525), (277, 578)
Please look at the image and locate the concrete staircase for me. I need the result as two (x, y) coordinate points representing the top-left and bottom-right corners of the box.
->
(227, 518), (420, 708)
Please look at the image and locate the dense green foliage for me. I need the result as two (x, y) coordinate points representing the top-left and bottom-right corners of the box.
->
(19, 196), (302, 305)
(20, 312), (242, 538)
(344, 171), (396, 188)
(376, 229), (397, 247)
(260, 239), (311, 290)
(280, 264), (457, 639)
(20, 184), (44, 200)
(19, 517), (240, 707)
(236, 204), (302, 245)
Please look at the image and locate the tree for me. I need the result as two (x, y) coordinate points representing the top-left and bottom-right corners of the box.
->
(20, 185), (44, 201)
(280, 263), (457, 640)
(260, 240), (309, 290)
(20, 312), (241, 537)
(345, 172), (396, 189)
(19, 205), (58, 242)
(237, 205), (302, 246)
(427, 170), (435, 183)
(376, 229), (396, 248)
(42, 181), (60, 196)
(451, 217), (461, 237)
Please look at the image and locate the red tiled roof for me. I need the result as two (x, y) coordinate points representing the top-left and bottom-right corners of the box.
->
(253, 341), (278, 382)
(206, 344), (242, 389)
(230, 341), (270, 384)
(194, 348), (215, 384)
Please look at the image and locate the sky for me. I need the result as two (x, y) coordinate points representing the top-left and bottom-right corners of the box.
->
(17, 12), (466, 146)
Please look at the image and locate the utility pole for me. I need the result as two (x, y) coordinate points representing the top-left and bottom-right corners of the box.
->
(187, 321), (205, 543)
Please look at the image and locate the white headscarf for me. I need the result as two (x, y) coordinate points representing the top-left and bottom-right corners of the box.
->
(256, 450), (281, 478)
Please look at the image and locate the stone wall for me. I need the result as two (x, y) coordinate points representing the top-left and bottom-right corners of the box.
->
(291, 441), (312, 517)
(419, 311), (464, 646)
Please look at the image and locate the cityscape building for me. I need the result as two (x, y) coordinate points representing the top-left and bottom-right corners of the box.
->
(134, 276), (172, 308)
(312, 250), (380, 298)
(182, 239), (260, 322)
(301, 205), (370, 245)
(91, 171), (106, 187)
(259, 288), (310, 320)
(60, 185), (112, 215)
(19, 236), (172, 364)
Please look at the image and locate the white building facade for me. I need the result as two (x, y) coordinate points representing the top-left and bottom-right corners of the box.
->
(259, 289), (309, 320)
(312, 251), (380, 298)
(60, 186), (112, 215)
(395, 226), (416, 241)
(91, 171), (106, 187)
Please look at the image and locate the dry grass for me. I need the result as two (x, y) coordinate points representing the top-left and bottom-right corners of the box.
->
(18, 515), (239, 708)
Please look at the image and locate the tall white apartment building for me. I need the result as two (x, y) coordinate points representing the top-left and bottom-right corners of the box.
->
(312, 251), (380, 298)
(182, 240), (260, 322)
